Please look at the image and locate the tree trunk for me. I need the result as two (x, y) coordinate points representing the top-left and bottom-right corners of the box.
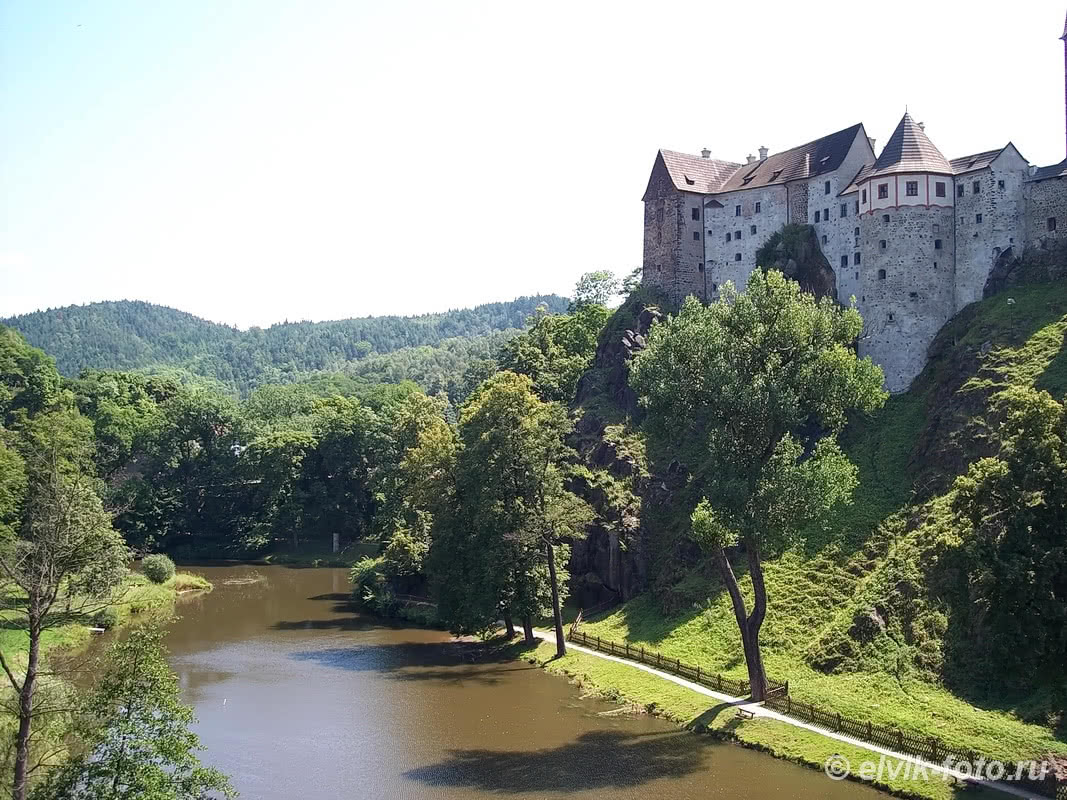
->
(12, 611), (41, 800)
(711, 541), (768, 702)
(522, 615), (535, 643)
(503, 611), (516, 639)
(545, 541), (566, 657)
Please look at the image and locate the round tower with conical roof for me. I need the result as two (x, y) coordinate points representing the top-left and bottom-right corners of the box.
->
(852, 113), (957, 392)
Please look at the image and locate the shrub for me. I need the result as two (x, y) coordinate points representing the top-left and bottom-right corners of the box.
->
(91, 607), (119, 630)
(141, 554), (176, 584)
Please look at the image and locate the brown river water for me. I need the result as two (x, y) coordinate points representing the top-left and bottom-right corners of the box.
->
(161, 564), (885, 799)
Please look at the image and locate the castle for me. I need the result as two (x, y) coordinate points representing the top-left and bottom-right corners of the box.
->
(642, 13), (1067, 392)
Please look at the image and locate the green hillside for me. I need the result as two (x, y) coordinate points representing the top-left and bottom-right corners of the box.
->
(3, 296), (569, 395)
(572, 280), (1067, 765)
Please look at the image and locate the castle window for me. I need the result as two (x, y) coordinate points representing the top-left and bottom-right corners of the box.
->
(882, 214), (890, 223)
(725, 232), (731, 242)
(855, 271), (859, 279)
(854, 227), (860, 238)
(755, 201), (761, 213)
(973, 181), (980, 194)
(905, 181), (918, 197)
(750, 225), (757, 235)
(692, 207), (700, 220)
(909, 292), (918, 299)
(976, 214), (983, 224)
(815, 211), (821, 223)
(708, 229), (713, 236)
(879, 240), (887, 250)
(841, 255), (849, 268)
(935, 181), (946, 198)
(934, 262), (938, 269)
(889, 313), (894, 321)
(735, 230), (741, 239)
(956, 184), (963, 197)
(1049, 217), (1058, 232)
(693, 231), (700, 240)
(854, 252), (861, 265)
(825, 208), (830, 221)
(934, 239), (942, 250)
(878, 269), (886, 280)
(998, 179), (1005, 190)
(862, 189), (868, 203)
(712, 283), (718, 291)
(878, 183), (889, 199)
(825, 180), (831, 195)
(840, 203), (848, 218)
(735, 205), (742, 216)
(698, 262), (705, 272)
(822, 235), (828, 245)
(734, 253), (742, 261)
(933, 224), (940, 233)
(855, 200), (860, 214)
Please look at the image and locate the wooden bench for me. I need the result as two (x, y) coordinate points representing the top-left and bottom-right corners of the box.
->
(735, 708), (756, 720)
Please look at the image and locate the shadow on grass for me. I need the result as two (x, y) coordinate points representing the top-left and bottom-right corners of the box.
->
(403, 729), (709, 793)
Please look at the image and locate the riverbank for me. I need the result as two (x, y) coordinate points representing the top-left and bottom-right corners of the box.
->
(0, 570), (212, 666)
(517, 638), (1005, 800)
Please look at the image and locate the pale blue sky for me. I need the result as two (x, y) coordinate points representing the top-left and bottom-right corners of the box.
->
(2, 0), (1065, 328)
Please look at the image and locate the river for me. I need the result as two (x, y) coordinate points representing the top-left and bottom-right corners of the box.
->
(163, 564), (884, 799)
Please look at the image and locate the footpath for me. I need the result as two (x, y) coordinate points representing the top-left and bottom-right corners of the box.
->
(531, 629), (1048, 800)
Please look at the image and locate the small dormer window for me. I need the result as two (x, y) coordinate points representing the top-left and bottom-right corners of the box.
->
(685, 177), (695, 185)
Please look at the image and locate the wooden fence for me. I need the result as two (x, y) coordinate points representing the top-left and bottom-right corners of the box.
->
(567, 629), (1064, 799)
(567, 629), (787, 702)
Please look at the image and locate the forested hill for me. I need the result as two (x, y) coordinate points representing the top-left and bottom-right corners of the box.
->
(3, 295), (569, 393)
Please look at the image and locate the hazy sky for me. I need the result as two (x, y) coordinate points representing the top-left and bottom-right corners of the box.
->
(2, 0), (1065, 328)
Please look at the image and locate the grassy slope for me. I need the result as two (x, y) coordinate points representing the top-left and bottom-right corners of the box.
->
(578, 281), (1067, 764)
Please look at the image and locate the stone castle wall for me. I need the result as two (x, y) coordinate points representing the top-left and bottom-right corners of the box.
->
(856, 205), (957, 392)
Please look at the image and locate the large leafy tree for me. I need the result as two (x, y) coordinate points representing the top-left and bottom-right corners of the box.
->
(30, 626), (234, 800)
(630, 270), (885, 699)
(0, 410), (130, 800)
(432, 371), (589, 652)
(951, 386), (1067, 691)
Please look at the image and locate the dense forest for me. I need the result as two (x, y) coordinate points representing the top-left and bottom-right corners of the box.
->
(3, 295), (569, 395)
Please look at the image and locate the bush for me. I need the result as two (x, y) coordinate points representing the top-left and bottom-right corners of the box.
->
(91, 607), (119, 630)
(141, 554), (176, 584)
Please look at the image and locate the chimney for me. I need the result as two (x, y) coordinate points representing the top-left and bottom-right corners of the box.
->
(1030, 164), (1039, 177)
(746, 154), (756, 164)
(758, 146), (768, 161)
(803, 153), (810, 176)
(868, 136), (877, 153)
(918, 121), (925, 131)
(701, 148), (711, 159)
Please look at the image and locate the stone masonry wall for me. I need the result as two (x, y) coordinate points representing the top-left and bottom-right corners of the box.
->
(704, 184), (788, 296)
(955, 153), (1028, 309)
(857, 205), (956, 392)
(1025, 176), (1067, 252)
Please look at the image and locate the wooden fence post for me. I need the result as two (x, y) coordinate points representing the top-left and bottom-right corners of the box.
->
(625, 642), (629, 657)
(696, 666), (701, 682)
(897, 730), (904, 751)
(676, 658), (681, 673)
(786, 696), (792, 715)
(640, 645), (644, 662)
(595, 635), (600, 651)
(867, 721), (872, 740)
(836, 713), (842, 731)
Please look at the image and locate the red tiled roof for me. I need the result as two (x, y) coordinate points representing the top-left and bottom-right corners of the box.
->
(658, 150), (742, 193)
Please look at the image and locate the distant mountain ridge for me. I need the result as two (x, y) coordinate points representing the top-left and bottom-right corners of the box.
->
(3, 296), (569, 394)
